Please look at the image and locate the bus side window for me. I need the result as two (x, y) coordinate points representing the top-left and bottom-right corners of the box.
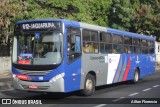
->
(83, 42), (90, 53)
(112, 45), (117, 53)
(125, 46), (131, 54)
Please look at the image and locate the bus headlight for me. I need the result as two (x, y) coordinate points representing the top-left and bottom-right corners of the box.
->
(12, 74), (16, 78)
(49, 73), (65, 83)
(12, 74), (19, 82)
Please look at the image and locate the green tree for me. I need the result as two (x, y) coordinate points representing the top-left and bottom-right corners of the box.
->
(31, 0), (112, 26)
(109, 0), (135, 31)
(1, 0), (160, 43)
(89, 0), (112, 26)
(0, 0), (27, 45)
(133, 0), (160, 40)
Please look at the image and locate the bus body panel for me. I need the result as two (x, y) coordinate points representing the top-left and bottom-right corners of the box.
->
(124, 54), (155, 81)
(63, 58), (82, 92)
(81, 53), (108, 88)
(80, 23), (108, 88)
(61, 21), (82, 92)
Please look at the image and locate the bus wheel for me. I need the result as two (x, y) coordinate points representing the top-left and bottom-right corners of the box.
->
(80, 74), (95, 96)
(131, 69), (139, 84)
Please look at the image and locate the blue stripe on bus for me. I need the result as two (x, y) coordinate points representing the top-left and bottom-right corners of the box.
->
(113, 55), (122, 83)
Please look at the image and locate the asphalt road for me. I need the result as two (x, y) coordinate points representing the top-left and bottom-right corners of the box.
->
(0, 69), (160, 107)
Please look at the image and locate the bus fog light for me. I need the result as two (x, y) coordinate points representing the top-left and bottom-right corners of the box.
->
(49, 73), (65, 83)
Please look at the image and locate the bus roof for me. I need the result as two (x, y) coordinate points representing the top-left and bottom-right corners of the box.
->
(107, 28), (155, 41)
(16, 18), (155, 41)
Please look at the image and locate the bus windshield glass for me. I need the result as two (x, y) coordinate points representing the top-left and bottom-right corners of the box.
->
(13, 31), (63, 65)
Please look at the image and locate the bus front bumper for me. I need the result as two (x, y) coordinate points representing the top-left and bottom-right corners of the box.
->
(12, 76), (65, 92)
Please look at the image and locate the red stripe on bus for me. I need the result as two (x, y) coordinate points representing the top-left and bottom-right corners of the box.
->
(123, 57), (131, 81)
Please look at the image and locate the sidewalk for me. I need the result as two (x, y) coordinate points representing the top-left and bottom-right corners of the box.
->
(0, 70), (12, 90)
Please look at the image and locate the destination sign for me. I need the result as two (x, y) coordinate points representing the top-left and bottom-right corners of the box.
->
(15, 21), (62, 31)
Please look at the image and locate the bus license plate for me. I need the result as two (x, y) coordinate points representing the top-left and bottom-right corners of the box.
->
(28, 85), (38, 89)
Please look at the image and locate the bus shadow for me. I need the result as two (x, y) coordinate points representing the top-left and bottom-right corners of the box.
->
(0, 81), (135, 99)
(95, 81), (131, 91)
(1, 89), (79, 99)
(1, 78), (156, 99)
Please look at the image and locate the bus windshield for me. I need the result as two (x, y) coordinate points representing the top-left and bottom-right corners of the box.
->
(13, 32), (63, 65)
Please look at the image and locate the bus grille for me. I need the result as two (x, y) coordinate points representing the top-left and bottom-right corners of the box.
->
(17, 69), (52, 76)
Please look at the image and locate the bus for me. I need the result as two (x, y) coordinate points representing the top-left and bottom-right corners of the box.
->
(12, 19), (155, 96)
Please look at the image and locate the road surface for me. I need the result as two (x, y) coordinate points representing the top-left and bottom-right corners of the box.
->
(1, 69), (160, 107)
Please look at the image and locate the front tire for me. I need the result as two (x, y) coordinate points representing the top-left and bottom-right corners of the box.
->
(80, 74), (95, 96)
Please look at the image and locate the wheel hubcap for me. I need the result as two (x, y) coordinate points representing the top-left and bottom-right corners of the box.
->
(135, 72), (139, 82)
(86, 79), (93, 91)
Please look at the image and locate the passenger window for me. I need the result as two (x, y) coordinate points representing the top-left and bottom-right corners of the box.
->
(100, 43), (112, 53)
(141, 39), (147, 46)
(149, 48), (154, 54)
(100, 43), (105, 53)
(83, 29), (98, 41)
(113, 45), (124, 54)
(124, 36), (132, 45)
(91, 31), (98, 41)
(125, 46), (133, 54)
(134, 46), (141, 54)
(112, 34), (123, 44)
(83, 42), (98, 53)
(133, 38), (141, 46)
(148, 41), (154, 54)
(82, 29), (99, 53)
(83, 42), (90, 53)
(82, 30), (90, 41)
(100, 33), (112, 43)
(150, 41), (154, 47)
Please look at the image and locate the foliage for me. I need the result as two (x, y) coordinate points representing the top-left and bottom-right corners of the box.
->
(133, 0), (160, 40)
(31, 0), (112, 26)
(0, 0), (27, 44)
(109, 0), (135, 31)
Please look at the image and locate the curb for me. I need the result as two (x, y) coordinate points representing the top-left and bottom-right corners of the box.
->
(0, 77), (12, 82)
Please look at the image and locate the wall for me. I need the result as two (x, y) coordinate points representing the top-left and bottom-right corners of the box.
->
(0, 57), (11, 77)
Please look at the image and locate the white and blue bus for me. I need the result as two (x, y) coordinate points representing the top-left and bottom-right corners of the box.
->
(12, 19), (155, 96)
